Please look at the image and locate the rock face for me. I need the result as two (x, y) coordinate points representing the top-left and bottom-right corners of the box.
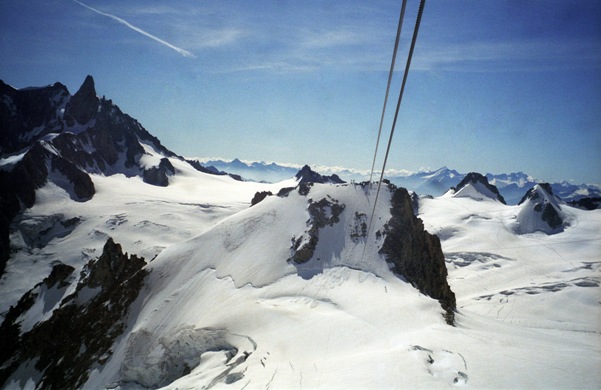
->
(64, 75), (98, 126)
(380, 186), (456, 325)
(0, 238), (148, 389)
(516, 183), (567, 234)
(452, 172), (506, 204)
(0, 80), (70, 153)
(295, 165), (345, 184)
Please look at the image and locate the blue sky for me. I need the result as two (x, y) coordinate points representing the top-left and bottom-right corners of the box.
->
(1, 0), (600, 184)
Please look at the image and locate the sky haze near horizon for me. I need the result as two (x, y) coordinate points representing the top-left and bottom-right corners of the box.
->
(1, 0), (600, 184)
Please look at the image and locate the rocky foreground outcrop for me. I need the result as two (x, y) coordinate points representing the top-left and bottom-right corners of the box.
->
(0, 238), (148, 389)
(380, 186), (456, 324)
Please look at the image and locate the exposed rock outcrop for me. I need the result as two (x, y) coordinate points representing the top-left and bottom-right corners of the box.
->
(380, 186), (456, 325)
(143, 158), (176, 187)
(288, 197), (345, 264)
(250, 191), (273, 206)
(0, 238), (148, 389)
(0, 80), (70, 154)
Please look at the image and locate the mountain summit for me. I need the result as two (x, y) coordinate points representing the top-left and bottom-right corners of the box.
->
(0, 76), (216, 277)
(295, 165), (345, 184)
(449, 172), (506, 204)
(64, 75), (98, 126)
(515, 183), (568, 234)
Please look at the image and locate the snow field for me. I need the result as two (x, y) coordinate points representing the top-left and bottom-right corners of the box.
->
(2, 167), (599, 388)
(0, 158), (295, 317)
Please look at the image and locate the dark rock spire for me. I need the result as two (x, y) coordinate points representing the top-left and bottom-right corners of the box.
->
(65, 75), (99, 125)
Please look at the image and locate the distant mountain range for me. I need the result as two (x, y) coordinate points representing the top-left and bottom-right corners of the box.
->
(202, 158), (299, 183)
(199, 160), (600, 205)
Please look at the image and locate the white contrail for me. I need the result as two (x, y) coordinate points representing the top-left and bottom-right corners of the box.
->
(72, 0), (195, 58)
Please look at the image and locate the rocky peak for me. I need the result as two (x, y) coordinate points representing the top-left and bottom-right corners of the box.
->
(295, 165), (345, 184)
(568, 196), (601, 210)
(452, 172), (506, 204)
(516, 183), (566, 234)
(84, 237), (147, 290)
(518, 182), (555, 205)
(65, 75), (99, 126)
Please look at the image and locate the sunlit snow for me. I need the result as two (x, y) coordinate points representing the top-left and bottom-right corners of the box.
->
(2, 159), (599, 389)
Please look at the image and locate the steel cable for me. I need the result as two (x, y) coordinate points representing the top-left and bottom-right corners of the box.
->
(365, 0), (427, 250)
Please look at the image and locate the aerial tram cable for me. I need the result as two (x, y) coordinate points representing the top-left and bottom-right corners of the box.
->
(368, 0), (408, 185)
(365, 0), (427, 247)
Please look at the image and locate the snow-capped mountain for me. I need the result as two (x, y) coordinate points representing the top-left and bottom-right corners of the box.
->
(412, 167), (464, 196)
(514, 183), (569, 234)
(202, 158), (299, 183)
(1, 77), (600, 389)
(447, 172), (506, 204)
(551, 180), (601, 203)
(0, 76), (237, 278)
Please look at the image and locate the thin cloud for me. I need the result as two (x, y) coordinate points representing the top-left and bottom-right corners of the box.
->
(299, 29), (366, 49)
(414, 38), (601, 72)
(71, 0), (195, 58)
(183, 28), (246, 49)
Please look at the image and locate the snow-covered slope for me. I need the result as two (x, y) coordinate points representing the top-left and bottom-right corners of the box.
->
(418, 194), (600, 389)
(2, 174), (599, 389)
(2, 179), (460, 388)
(0, 158), (295, 317)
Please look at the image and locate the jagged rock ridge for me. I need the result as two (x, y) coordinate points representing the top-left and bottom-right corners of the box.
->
(0, 238), (148, 389)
